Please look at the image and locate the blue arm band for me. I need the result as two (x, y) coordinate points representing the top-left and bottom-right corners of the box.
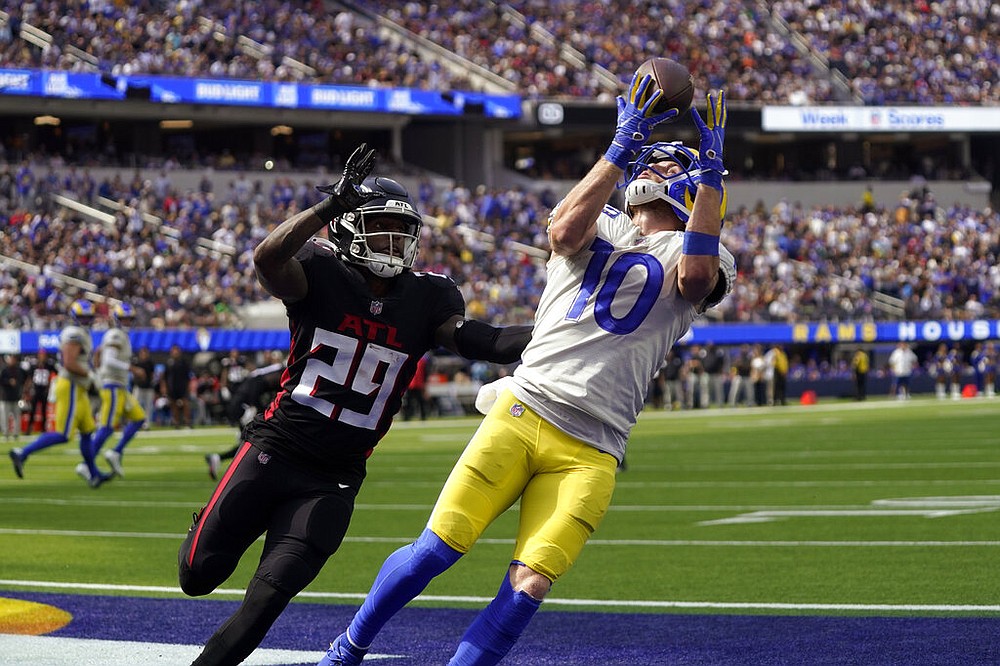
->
(683, 231), (720, 256)
(699, 170), (724, 191)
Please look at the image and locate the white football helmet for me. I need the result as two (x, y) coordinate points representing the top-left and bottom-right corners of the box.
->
(623, 142), (728, 224)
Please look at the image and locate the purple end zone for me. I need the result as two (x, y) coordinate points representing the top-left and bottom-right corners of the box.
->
(7, 592), (1000, 665)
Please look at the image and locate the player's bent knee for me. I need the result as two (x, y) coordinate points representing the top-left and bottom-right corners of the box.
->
(509, 564), (551, 601)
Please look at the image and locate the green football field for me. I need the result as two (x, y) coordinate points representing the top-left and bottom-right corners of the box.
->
(2, 397), (999, 618)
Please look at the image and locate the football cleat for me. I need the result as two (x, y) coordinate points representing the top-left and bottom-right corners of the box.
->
(75, 462), (112, 489)
(104, 449), (125, 478)
(205, 453), (221, 480)
(9, 448), (25, 479)
(317, 632), (368, 666)
(75, 462), (92, 483)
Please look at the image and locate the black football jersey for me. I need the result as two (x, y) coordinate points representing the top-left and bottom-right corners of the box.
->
(249, 246), (464, 482)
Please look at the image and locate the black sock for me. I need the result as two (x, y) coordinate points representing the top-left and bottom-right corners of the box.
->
(191, 577), (292, 666)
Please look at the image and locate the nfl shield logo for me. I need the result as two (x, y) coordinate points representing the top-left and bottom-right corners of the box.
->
(257, 452), (271, 465)
(509, 403), (525, 417)
(370, 300), (383, 315)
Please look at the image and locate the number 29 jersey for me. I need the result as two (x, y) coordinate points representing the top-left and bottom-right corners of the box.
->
(250, 240), (464, 482)
(510, 205), (735, 461)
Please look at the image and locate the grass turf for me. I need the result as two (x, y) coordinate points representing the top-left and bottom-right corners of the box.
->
(1, 397), (998, 617)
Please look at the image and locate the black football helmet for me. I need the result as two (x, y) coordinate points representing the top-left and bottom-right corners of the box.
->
(329, 177), (423, 278)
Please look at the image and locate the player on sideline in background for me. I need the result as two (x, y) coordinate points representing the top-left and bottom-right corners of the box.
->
(318, 77), (736, 665)
(88, 302), (147, 477)
(177, 144), (532, 666)
(9, 300), (109, 487)
(204, 355), (285, 480)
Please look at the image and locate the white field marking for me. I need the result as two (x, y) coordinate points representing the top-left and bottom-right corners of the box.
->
(615, 479), (1000, 488)
(4, 496), (1000, 513)
(872, 495), (1000, 508)
(0, 635), (404, 665)
(627, 461), (1000, 471)
(699, 496), (1000, 526)
(3, 530), (1000, 549)
(1, 579), (999, 614)
(637, 397), (1000, 420)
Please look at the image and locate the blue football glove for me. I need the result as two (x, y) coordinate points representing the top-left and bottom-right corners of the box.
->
(690, 90), (727, 191)
(603, 73), (679, 170)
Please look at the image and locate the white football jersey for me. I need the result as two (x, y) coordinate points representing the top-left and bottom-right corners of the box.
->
(98, 327), (133, 386)
(57, 325), (93, 381)
(510, 204), (734, 461)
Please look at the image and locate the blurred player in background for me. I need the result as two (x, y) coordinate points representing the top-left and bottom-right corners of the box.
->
(178, 144), (532, 666)
(318, 79), (735, 665)
(204, 352), (286, 480)
(88, 302), (146, 477)
(26, 347), (56, 434)
(9, 300), (109, 487)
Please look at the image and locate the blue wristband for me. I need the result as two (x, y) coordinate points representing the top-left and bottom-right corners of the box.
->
(699, 169), (724, 192)
(683, 231), (720, 256)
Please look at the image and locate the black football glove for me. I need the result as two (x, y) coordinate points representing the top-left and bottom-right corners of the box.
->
(314, 143), (379, 222)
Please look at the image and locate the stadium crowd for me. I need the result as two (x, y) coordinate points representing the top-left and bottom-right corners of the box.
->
(0, 0), (997, 104)
(1, 159), (998, 333)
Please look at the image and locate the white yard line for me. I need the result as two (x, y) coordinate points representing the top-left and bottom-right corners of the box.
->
(1, 528), (999, 548)
(0, 579), (998, 614)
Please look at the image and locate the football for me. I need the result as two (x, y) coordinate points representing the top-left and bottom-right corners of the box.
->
(634, 57), (694, 118)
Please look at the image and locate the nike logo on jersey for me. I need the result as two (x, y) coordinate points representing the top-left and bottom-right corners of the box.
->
(338, 483), (351, 489)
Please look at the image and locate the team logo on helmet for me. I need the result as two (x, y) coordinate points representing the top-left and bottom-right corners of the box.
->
(112, 302), (135, 326)
(622, 141), (728, 224)
(70, 299), (95, 323)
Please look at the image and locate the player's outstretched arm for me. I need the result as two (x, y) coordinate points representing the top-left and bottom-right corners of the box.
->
(254, 144), (378, 301)
(436, 315), (532, 365)
(679, 90), (727, 305)
(550, 71), (678, 257)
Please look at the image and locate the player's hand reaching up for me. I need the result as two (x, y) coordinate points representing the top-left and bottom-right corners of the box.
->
(691, 90), (727, 190)
(316, 143), (380, 214)
(604, 73), (679, 170)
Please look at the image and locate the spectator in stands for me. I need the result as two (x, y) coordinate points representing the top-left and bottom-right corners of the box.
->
(160, 344), (193, 428)
(177, 144), (531, 666)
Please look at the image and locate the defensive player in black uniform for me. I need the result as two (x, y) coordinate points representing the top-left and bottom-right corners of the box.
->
(178, 144), (532, 666)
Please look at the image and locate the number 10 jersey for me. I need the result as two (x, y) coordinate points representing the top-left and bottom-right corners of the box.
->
(511, 206), (734, 462)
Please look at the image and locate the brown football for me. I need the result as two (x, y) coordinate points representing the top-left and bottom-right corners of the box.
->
(634, 57), (694, 118)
